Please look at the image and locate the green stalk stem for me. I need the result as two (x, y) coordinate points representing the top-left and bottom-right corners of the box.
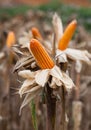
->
(31, 100), (38, 130)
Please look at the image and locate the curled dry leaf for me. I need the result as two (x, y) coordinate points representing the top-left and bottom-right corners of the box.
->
(19, 79), (35, 97)
(56, 48), (91, 66)
(61, 72), (75, 91)
(18, 69), (36, 79)
(22, 85), (41, 95)
(19, 87), (41, 115)
(13, 56), (36, 72)
(50, 66), (75, 90)
(35, 69), (49, 87)
(12, 45), (24, 56)
(65, 48), (91, 64)
(56, 49), (68, 63)
(48, 77), (62, 89)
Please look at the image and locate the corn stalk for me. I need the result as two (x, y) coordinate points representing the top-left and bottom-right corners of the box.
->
(45, 82), (56, 130)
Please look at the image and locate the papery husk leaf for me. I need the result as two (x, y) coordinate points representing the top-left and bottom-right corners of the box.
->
(65, 49), (91, 64)
(49, 77), (62, 89)
(52, 13), (63, 45)
(18, 70), (36, 78)
(23, 85), (41, 95)
(35, 69), (49, 87)
(54, 77), (62, 86)
(50, 66), (63, 79)
(19, 79), (35, 97)
(19, 87), (41, 114)
(20, 93), (32, 115)
(22, 79), (35, 88)
(50, 66), (74, 91)
(61, 72), (75, 91)
(56, 50), (67, 63)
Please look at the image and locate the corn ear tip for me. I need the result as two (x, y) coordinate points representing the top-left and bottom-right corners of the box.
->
(30, 39), (38, 49)
(31, 27), (38, 32)
(9, 31), (15, 36)
(71, 19), (77, 26)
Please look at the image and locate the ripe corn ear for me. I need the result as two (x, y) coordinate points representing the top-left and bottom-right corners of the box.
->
(58, 20), (77, 50)
(6, 31), (16, 48)
(30, 39), (54, 69)
(31, 27), (42, 40)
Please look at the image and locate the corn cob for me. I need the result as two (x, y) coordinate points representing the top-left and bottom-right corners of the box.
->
(31, 27), (43, 40)
(30, 39), (54, 69)
(6, 31), (16, 48)
(58, 20), (77, 50)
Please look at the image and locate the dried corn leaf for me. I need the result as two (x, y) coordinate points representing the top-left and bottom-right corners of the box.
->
(50, 66), (74, 90)
(18, 70), (36, 78)
(50, 65), (63, 79)
(56, 49), (67, 63)
(12, 44), (30, 57)
(49, 77), (62, 89)
(12, 45), (24, 56)
(65, 48), (91, 64)
(13, 56), (35, 72)
(61, 72), (75, 91)
(52, 13), (63, 45)
(22, 85), (41, 95)
(35, 69), (49, 87)
(19, 79), (35, 96)
(19, 87), (41, 114)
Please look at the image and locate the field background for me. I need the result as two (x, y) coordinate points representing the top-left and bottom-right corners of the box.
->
(0, 1), (91, 130)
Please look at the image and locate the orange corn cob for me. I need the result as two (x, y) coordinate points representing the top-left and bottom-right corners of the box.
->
(6, 31), (16, 48)
(58, 20), (77, 50)
(30, 39), (54, 69)
(31, 27), (43, 40)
